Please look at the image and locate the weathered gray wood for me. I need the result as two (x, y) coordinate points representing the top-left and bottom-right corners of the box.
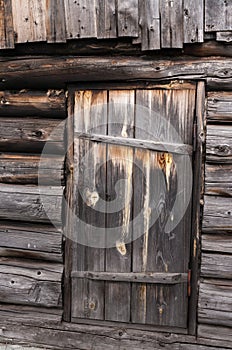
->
(0, 222), (62, 257)
(0, 154), (64, 185)
(12, 0), (46, 43)
(206, 125), (232, 164)
(75, 133), (193, 155)
(183, 0), (204, 43)
(0, 0), (14, 49)
(207, 92), (232, 123)
(0, 258), (63, 307)
(1, 56), (232, 90)
(201, 253), (232, 279)
(202, 234), (232, 254)
(0, 184), (63, 224)
(198, 324), (232, 346)
(71, 271), (188, 284)
(96, 0), (116, 39)
(0, 117), (64, 153)
(203, 196), (232, 232)
(46, 0), (66, 43)
(64, 0), (97, 39)
(217, 32), (232, 43)
(139, 0), (160, 51)
(160, 0), (183, 48)
(205, 0), (232, 32)
(117, 0), (139, 37)
(0, 90), (66, 117)
(199, 279), (232, 327)
(205, 164), (232, 197)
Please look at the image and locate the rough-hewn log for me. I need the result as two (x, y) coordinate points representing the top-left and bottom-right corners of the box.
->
(207, 92), (232, 122)
(206, 125), (232, 164)
(0, 56), (232, 89)
(0, 90), (66, 117)
(205, 164), (232, 197)
(0, 117), (64, 153)
(0, 154), (64, 185)
(0, 184), (63, 224)
(201, 253), (232, 279)
(202, 234), (232, 254)
(203, 196), (232, 232)
(198, 324), (232, 348)
(199, 279), (232, 327)
(0, 258), (63, 307)
(0, 222), (62, 262)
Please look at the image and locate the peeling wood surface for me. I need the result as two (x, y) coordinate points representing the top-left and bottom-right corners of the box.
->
(201, 253), (232, 279)
(207, 92), (232, 123)
(202, 234), (232, 254)
(203, 196), (232, 232)
(206, 125), (232, 164)
(205, 164), (232, 197)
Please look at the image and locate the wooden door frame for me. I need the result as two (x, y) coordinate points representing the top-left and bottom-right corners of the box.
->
(63, 80), (206, 336)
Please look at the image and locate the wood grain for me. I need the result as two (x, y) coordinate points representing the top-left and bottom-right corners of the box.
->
(201, 253), (232, 279)
(205, 0), (232, 32)
(160, 0), (183, 48)
(207, 92), (232, 122)
(0, 0), (14, 49)
(205, 163), (232, 197)
(206, 125), (232, 164)
(183, 0), (204, 43)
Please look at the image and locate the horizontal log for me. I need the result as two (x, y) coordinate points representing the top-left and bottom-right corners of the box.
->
(201, 253), (232, 279)
(0, 117), (64, 153)
(0, 222), (62, 262)
(0, 184), (63, 224)
(207, 92), (232, 122)
(0, 258), (63, 307)
(206, 125), (232, 164)
(0, 56), (232, 89)
(0, 154), (64, 185)
(198, 324), (232, 346)
(75, 133), (192, 155)
(0, 304), (63, 324)
(203, 196), (232, 232)
(71, 271), (188, 284)
(205, 164), (232, 197)
(202, 234), (232, 254)
(0, 90), (65, 117)
(199, 279), (232, 327)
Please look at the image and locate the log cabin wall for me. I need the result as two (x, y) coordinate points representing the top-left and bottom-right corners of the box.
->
(0, 0), (231, 349)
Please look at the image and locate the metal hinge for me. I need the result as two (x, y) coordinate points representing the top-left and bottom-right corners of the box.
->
(188, 269), (192, 297)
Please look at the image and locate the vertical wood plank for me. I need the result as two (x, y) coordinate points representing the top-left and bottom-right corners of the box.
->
(117, 0), (139, 37)
(97, 0), (117, 39)
(183, 0), (204, 43)
(105, 90), (135, 322)
(72, 90), (107, 320)
(160, 0), (183, 48)
(46, 0), (66, 43)
(64, 0), (97, 39)
(0, 0), (14, 49)
(140, 0), (160, 51)
(205, 0), (232, 32)
(12, 0), (46, 43)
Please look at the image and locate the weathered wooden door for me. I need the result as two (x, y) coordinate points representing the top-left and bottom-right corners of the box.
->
(66, 82), (196, 329)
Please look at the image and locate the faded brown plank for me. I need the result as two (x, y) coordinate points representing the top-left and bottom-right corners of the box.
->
(202, 234), (232, 254)
(160, 0), (183, 48)
(183, 0), (204, 43)
(0, 154), (64, 185)
(72, 90), (107, 320)
(0, 90), (66, 117)
(96, 0), (117, 39)
(0, 258), (63, 307)
(117, 0), (139, 37)
(139, 0), (160, 51)
(201, 253), (232, 279)
(207, 92), (232, 122)
(12, 0), (46, 43)
(0, 184), (63, 224)
(205, 0), (232, 32)
(205, 164), (232, 197)
(64, 0), (97, 39)
(199, 279), (232, 327)
(105, 90), (134, 323)
(206, 125), (232, 164)
(46, 0), (66, 43)
(0, 117), (64, 153)
(0, 0), (14, 49)
(203, 195), (232, 233)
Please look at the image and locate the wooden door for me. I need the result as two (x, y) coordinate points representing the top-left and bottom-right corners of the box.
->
(66, 83), (196, 329)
